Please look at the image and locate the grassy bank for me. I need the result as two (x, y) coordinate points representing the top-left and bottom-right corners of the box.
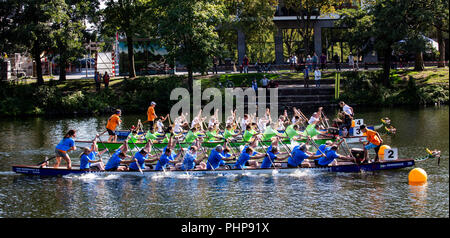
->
(0, 67), (448, 117)
(0, 75), (187, 116)
(338, 67), (449, 106)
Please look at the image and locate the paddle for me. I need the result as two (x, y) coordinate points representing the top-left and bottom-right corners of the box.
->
(257, 136), (278, 171)
(37, 156), (56, 167)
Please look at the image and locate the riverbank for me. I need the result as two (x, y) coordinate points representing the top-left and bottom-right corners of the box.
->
(0, 67), (448, 117)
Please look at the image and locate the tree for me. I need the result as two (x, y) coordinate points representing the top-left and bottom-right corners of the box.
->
(50, 0), (98, 81)
(283, 0), (347, 54)
(7, 0), (61, 85)
(101, 0), (149, 78)
(155, 0), (225, 92)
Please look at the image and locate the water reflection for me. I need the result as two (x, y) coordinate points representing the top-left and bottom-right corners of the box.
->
(0, 106), (448, 218)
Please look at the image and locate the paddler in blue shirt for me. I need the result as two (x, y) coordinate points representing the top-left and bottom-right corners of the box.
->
(154, 147), (183, 171)
(287, 143), (321, 168)
(104, 140), (132, 171)
(79, 135), (108, 171)
(54, 129), (77, 169)
(234, 147), (266, 169)
(315, 145), (353, 167)
(128, 141), (159, 171)
(206, 142), (235, 170)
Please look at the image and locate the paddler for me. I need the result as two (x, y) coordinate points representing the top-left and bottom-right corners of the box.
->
(205, 126), (222, 142)
(147, 101), (157, 132)
(223, 124), (240, 140)
(177, 139), (207, 170)
(104, 140), (132, 171)
(106, 109), (122, 142)
(128, 141), (159, 171)
(234, 147), (266, 169)
(154, 147), (183, 171)
(359, 124), (383, 162)
(79, 135), (107, 171)
(315, 145), (353, 167)
(260, 139), (290, 168)
(54, 129), (77, 169)
(242, 125), (258, 142)
(287, 143), (321, 168)
(206, 143), (236, 170)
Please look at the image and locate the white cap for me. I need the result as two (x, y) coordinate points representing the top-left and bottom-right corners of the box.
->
(151, 101), (156, 105)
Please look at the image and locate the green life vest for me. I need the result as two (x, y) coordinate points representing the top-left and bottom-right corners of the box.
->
(262, 126), (277, 141)
(145, 131), (157, 141)
(184, 131), (198, 143)
(223, 129), (234, 139)
(206, 130), (218, 142)
(243, 130), (256, 142)
(303, 124), (320, 137)
(285, 125), (299, 139)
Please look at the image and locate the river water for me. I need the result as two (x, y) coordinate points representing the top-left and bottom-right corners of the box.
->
(0, 106), (448, 218)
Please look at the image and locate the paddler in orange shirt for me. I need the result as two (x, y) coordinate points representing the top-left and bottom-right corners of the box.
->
(360, 124), (383, 163)
(147, 101), (157, 132)
(106, 109), (122, 142)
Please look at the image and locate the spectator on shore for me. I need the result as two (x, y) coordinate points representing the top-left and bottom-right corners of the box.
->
(333, 53), (341, 71)
(94, 72), (101, 91)
(314, 68), (321, 88)
(103, 72), (110, 89)
(252, 79), (258, 92)
(212, 56), (219, 74)
(312, 53), (318, 70)
(348, 53), (354, 70)
(261, 75), (269, 88)
(268, 79), (278, 88)
(306, 55), (312, 71)
(303, 67), (309, 88)
(243, 55), (249, 73)
(320, 53), (327, 70)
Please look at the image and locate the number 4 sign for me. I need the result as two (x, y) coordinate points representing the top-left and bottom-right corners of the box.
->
(384, 148), (398, 161)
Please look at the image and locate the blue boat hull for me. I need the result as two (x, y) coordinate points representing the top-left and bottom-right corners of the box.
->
(12, 159), (414, 177)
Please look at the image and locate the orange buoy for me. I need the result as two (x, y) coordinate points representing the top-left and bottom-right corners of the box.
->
(351, 120), (355, 127)
(408, 168), (427, 185)
(378, 145), (391, 160)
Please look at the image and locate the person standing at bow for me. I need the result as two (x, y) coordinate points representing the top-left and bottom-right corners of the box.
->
(54, 129), (77, 169)
(339, 101), (354, 137)
(106, 109), (122, 142)
(147, 101), (157, 132)
(360, 124), (383, 163)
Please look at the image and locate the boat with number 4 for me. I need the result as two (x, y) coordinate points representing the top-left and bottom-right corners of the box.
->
(12, 159), (415, 177)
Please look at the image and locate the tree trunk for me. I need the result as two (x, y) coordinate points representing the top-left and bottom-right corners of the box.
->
(382, 47), (392, 86)
(437, 29), (445, 67)
(187, 67), (193, 93)
(127, 34), (136, 78)
(33, 40), (44, 85)
(414, 51), (424, 71)
(59, 59), (67, 81)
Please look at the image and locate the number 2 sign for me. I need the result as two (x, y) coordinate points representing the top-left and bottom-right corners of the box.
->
(384, 148), (398, 161)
